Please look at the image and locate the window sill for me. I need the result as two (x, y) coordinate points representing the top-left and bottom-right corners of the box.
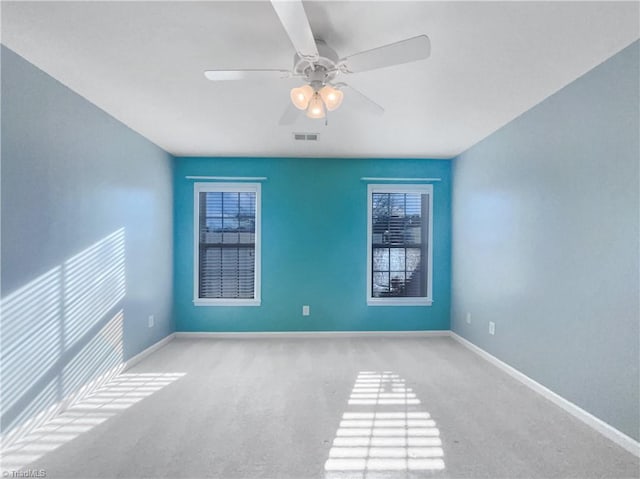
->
(367, 298), (433, 307)
(193, 299), (261, 307)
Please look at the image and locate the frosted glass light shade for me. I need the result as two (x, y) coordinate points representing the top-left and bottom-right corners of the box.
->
(319, 85), (344, 111)
(290, 84), (314, 110)
(306, 93), (325, 119)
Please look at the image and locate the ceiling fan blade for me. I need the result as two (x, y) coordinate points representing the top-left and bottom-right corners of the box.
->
(339, 35), (431, 74)
(204, 70), (290, 81)
(278, 102), (303, 126)
(335, 83), (384, 116)
(271, 0), (319, 62)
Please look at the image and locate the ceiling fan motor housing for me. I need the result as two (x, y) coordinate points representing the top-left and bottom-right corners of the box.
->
(293, 40), (339, 87)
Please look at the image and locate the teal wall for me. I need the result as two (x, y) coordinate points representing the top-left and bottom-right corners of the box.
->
(174, 157), (451, 332)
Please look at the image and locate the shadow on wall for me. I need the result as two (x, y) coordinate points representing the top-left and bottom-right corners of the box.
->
(1, 228), (128, 449)
(325, 371), (445, 478)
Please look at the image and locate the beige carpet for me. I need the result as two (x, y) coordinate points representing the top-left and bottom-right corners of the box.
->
(1, 336), (638, 478)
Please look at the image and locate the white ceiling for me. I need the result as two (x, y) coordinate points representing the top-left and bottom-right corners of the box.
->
(2, 1), (638, 158)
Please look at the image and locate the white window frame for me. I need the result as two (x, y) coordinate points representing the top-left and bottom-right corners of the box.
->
(366, 184), (433, 306)
(193, 182), (261, 306)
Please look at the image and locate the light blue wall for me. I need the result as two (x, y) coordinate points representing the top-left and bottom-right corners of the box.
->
(1, 47), (174, 437)
(174, 157), (451, 332)
(451, 41), (639, 440)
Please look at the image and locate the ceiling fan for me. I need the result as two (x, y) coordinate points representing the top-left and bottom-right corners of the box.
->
(204, 0), (431, 124)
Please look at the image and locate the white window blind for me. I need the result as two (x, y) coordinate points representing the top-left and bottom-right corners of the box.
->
(194, 183), (261, 306)
(367, 184), (433, 306)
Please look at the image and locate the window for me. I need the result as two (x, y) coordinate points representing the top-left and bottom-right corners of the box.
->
(367, 184), (433, 306)
(193, 183), (261, 306)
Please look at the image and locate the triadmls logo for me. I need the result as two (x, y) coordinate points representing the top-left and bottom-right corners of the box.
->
(3, 469), (47, 478)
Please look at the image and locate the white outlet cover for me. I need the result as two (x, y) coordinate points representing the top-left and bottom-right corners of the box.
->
(489, 321), (495, 335)
(466, 313), (471, 324)
(148, 315), (154, 328)
(302, 305), (310, 316)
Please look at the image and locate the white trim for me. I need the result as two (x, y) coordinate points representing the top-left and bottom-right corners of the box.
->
(193, 298), (261, 307)
(367, 298), (433, 307)
(366, 183), (434, 306)
(185, 176), (267, 181)
(193, 182), (261, 306)
(174, 330), (449, 339)
(361, 177), (441, 182)
(450, 332), (640, 457)
(123, 333), (176, 371)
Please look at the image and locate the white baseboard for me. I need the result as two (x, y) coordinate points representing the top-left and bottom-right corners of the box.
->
(1, 333), (175, 452)
(449, 332), (640, 457)
(174, 330), (449, 339)
(123, 333), (176, 371)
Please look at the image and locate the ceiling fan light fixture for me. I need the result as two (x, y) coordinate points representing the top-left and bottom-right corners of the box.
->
(290, 84), (314, 110)
(306, 93), (326, 119)
(319, 85), (344, 111)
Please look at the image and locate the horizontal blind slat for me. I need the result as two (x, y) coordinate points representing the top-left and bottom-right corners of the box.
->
(371, 191), (427, 298)
(199, 190), (257, 299)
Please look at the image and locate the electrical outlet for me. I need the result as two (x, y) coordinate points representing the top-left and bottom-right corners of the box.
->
(302, 305), (310, 316)
(148, 315), (155, 328)
(489, 321), (495, 335)
(466, 313), (472, 324)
